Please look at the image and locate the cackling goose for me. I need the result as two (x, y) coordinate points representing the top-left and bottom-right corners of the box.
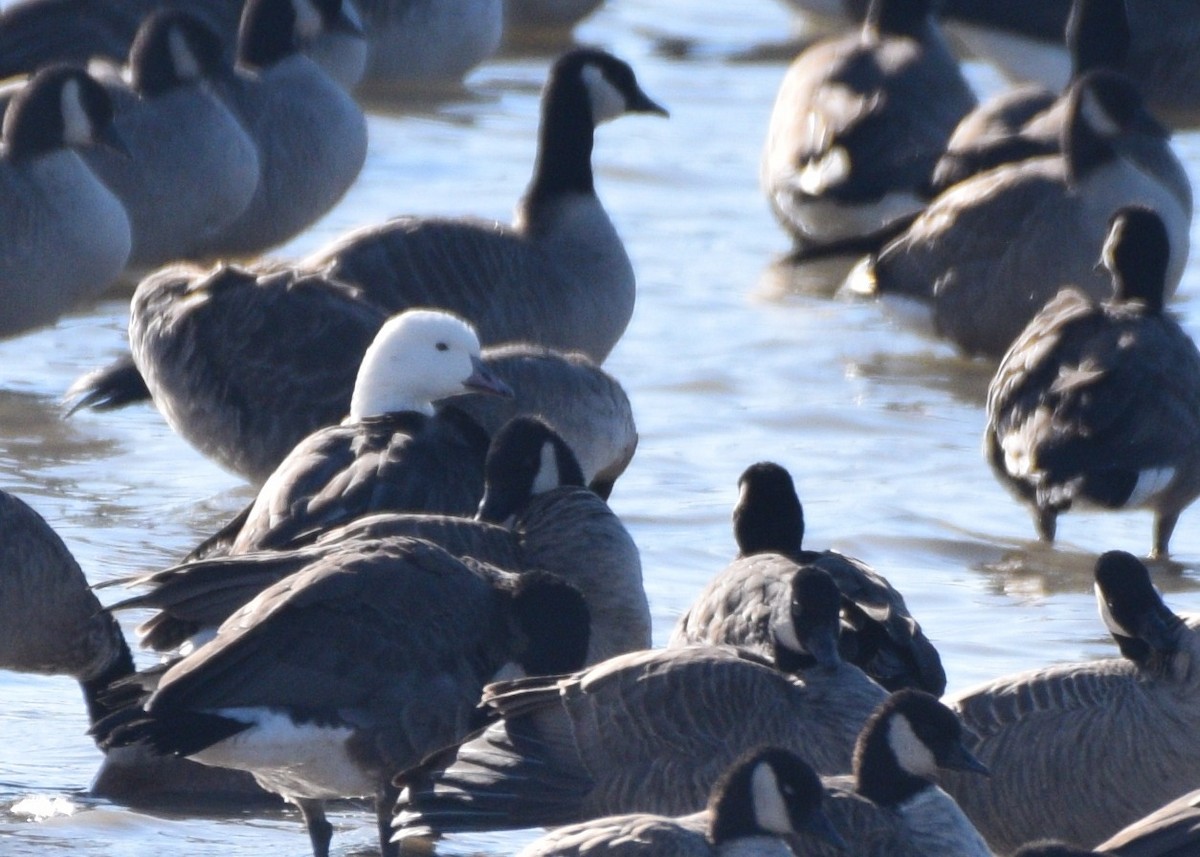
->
(671, 461), (946, 694)
(760, 0), (977, 258)
(514, 747), (846, 857)
(0, 64), (131, 338)
(94, 536), (591, 857)
(984, 206), (1200, 557)
(941, 550), (1200, 851)
(301, 47), (668, 364)
(850, 70), (1191, 358)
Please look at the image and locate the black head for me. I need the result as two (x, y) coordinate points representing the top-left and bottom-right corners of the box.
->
(129, 10), (230, 95)
(509, 571), (590, 677)
(1063, 70), (1165, 184)
(476, 416), (586, 524)
(865, 0), (935, 36)
(773, 567), (843, 673)
(854, 689), (988, 806)
(238, 0), (363, 70)
(548, 48), (668, 127)
(709, 747), (845, 850)
(733, 462), (805, 558)
(3, 65), (119, 161)
(1094, 550), (1183, 671)
(1099, 205), (1169, 313)
(1067, 0), (1131, 77)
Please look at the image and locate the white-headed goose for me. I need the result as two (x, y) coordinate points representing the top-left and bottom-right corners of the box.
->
(302, 47), (667, 364)
(985, 206), (1200, 557)
(851, 70), (1191, 358)
(514, 747), (846, 857)
(0, 64), (130, 338)
(93, 536), (591, 857)
(760, 0), (977, 258)
(671, 461), (946, 694)
(942, 550), (1200, 852)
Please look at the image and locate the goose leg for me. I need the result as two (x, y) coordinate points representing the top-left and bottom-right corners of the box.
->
(1152, 509), (1180, 560)
(296, 797), (332, 857)
(377, 782), (401, 857)
(1035, 506), (1057, 542)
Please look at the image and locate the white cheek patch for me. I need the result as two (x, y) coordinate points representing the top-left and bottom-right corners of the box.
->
(1095, 582), (1133, 638)
(750, 762), (793, 834)
(582, 63), (627, 125)
(168, 27), (203, 82)
(291, 0), (323, 42)
(772, 604), (803, 654)
(532, 442), (561, 495)
(1081, 87), (1121, 137)
(60, 78), (92, 147)
(888, 713), (937, 778)
(797, 146), (850, 195)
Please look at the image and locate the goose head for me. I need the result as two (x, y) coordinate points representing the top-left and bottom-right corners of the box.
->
(772, 566), (844, 673)
(475, 416), (586, 525)
(3, 64), (125, 161)
(237, 0), (366, 88)
(505, 571), (591, 678)
(1067, 0), (1131, 78)
(348, 309), (513, 420)
(1099, 205), (1170, 313)
(1063, 70), (1166, 186)
(865, 0), (935, 37)
(551, 47), (668, 128)
(1094, 550), (1185, 674)
(733, 461), (805, 558)
(709, 747), (845, 849)
(854, 690), (988, 807)
(128, 10), (230, 96)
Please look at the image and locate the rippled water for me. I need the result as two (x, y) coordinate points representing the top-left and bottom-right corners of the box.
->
(3, 1), (1200, 854)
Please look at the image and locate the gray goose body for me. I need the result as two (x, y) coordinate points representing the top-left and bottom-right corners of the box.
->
(670, 461), (945, 694)
(0, 488), (269, 806)
(1096, 789), (1200, 856)
(760, 0), (977, 257)
(93, 536), (591, 857)
(941, 551), (1200, 853)
(515, 748), (843, 857)
(302, 47), (667, 364)
(985, 207), (1200, 556)
(0, 65), (130, 338)
(78, 11), (259, 277)
(856, 70), (1191, 358)
(189, 0), (367, 260)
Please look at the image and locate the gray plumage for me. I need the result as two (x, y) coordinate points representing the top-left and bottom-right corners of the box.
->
(515, 747), (844, 857)
(1096, 789), (1200, 856)
(760, 0), (977, 257)
(856, 70), (1191, 358)
(301, 47), (668, 363)
(941, 551), (1200, 852)
(984, 206), (1200, 557)
(93, 536), (592, 857)
(0, 64), (130, 338)
(79, 10), (259, 276)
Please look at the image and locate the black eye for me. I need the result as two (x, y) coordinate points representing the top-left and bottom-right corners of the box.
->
(436, 342), (448, 351)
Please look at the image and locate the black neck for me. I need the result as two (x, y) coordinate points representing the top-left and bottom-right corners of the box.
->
(523, 74), (596, 209)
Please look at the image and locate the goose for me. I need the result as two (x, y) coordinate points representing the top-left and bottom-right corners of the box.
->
(849, 69), (1191, 358)
(0, 487), (273, 806)
(301, 47), (668, 364)
(77, 10), (260, 277)
(777, 689), (993, 857)
(110, 416), (650, 666)
(930, 0), (1190, 212)
(1095, 789), (1200, 856)
(185, 308), (512, 560)
(67, 266), (638, 493)
(940, 550), (1200, 852)
(0, 64), (131, 338)
(514, 747), (846, 857)
(1013, 846), (1113, 856)
(984, 206), (1200, 557)
(503, 0), (605, 42)
(186, 0), (368, 261)
(93, 535), (591, 857)
(390, 567), (886, 839)
(671, 461), (946, 694)
(759, 0), (977, 258)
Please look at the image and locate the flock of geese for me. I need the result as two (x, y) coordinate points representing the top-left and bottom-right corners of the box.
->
(3, 0), (1200, 855)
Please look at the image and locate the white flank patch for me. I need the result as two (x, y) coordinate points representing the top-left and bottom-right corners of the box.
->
(59, 78), (92, 147)
(582, 63), (626, 125)
(168, 27), (203, 82)
(1126, 467), (1176, 507)
(750, 762), (793, 834)
(190, 708), (373, 799)
(783, 187), (923, 245)
(532, 441), (561, 496)
(888, 714), (937, 778)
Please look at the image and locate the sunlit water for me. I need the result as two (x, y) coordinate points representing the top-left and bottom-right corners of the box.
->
(3, 1), (1200, 854)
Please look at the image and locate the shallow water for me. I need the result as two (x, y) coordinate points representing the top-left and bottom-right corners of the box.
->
(3, 1), (1200, 854)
